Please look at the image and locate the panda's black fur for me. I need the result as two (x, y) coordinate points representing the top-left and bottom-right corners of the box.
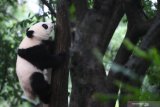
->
(18, 42), (65, 71)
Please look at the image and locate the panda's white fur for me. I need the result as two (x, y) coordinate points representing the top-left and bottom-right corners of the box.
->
(16, 22), (54, 103)
(16, 55), (40, 100)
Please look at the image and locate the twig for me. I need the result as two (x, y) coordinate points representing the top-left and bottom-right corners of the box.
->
(41, 0), (56, 17)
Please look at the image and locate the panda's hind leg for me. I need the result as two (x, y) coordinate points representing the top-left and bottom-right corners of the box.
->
(30, 72), (50, 104)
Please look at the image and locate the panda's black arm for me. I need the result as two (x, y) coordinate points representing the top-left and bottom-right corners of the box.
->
(44, 53), (67, 70)
(18, 44), (67, 70)
(42, 40), (55, 53)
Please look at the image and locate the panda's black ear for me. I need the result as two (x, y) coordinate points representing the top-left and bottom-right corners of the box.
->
(26, 30), (34, 38)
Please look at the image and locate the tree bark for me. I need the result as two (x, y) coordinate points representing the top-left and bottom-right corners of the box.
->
(43, 0), (160, 107)
(71, 0), (88, 24)
(49, 0), (71, 107)
(70, 0), (124, 107)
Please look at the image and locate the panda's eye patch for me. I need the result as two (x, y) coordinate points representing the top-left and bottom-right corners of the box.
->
(42, 24), (48, 29)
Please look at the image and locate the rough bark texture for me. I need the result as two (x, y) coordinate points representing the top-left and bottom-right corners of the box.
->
(70, 0), (124, 107)
(49, 0), (70, 107)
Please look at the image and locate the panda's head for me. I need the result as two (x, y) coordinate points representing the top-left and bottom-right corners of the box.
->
(26, 22), (54, 40)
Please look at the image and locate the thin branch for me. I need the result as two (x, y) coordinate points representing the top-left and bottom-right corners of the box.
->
(41, 0), (56, 17)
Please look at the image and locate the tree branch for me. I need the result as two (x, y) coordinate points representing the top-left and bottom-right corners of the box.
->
(41, 0), (56, 17)
(117, 13), (160, 107)
(106, 0), (150, 106)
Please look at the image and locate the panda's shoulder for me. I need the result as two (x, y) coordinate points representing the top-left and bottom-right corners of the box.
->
(19, 37), (41, 49)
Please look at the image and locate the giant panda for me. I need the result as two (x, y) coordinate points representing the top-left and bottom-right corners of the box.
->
(16, 22), (66, 104)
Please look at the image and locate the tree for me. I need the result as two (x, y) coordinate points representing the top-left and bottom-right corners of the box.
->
(1, 0), (160, 107)
(46, 0), (160, 107)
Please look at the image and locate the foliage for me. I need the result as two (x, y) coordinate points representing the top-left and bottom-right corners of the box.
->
(123, 39), (160, 100)
(123, 39), (148, 59)
(88, 0), (94, 9)
(142, 0), (157, 18)
(123, 39), (160, 85)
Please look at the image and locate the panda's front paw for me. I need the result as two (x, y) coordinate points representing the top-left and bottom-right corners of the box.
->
(52, 52), (69, 70)
(58, 52), (69, 61)
(42, 40), (55, 47)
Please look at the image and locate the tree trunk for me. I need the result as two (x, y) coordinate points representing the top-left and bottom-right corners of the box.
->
(70, 0), (124, 107)
(49, 0), (71, 107)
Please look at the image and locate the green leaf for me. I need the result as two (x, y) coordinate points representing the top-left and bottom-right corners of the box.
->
(123, 39), (148, 59)
(92, 93), (117, 103)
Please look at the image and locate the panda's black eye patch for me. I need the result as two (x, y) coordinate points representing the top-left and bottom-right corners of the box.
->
(42, 24), (48, 29)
